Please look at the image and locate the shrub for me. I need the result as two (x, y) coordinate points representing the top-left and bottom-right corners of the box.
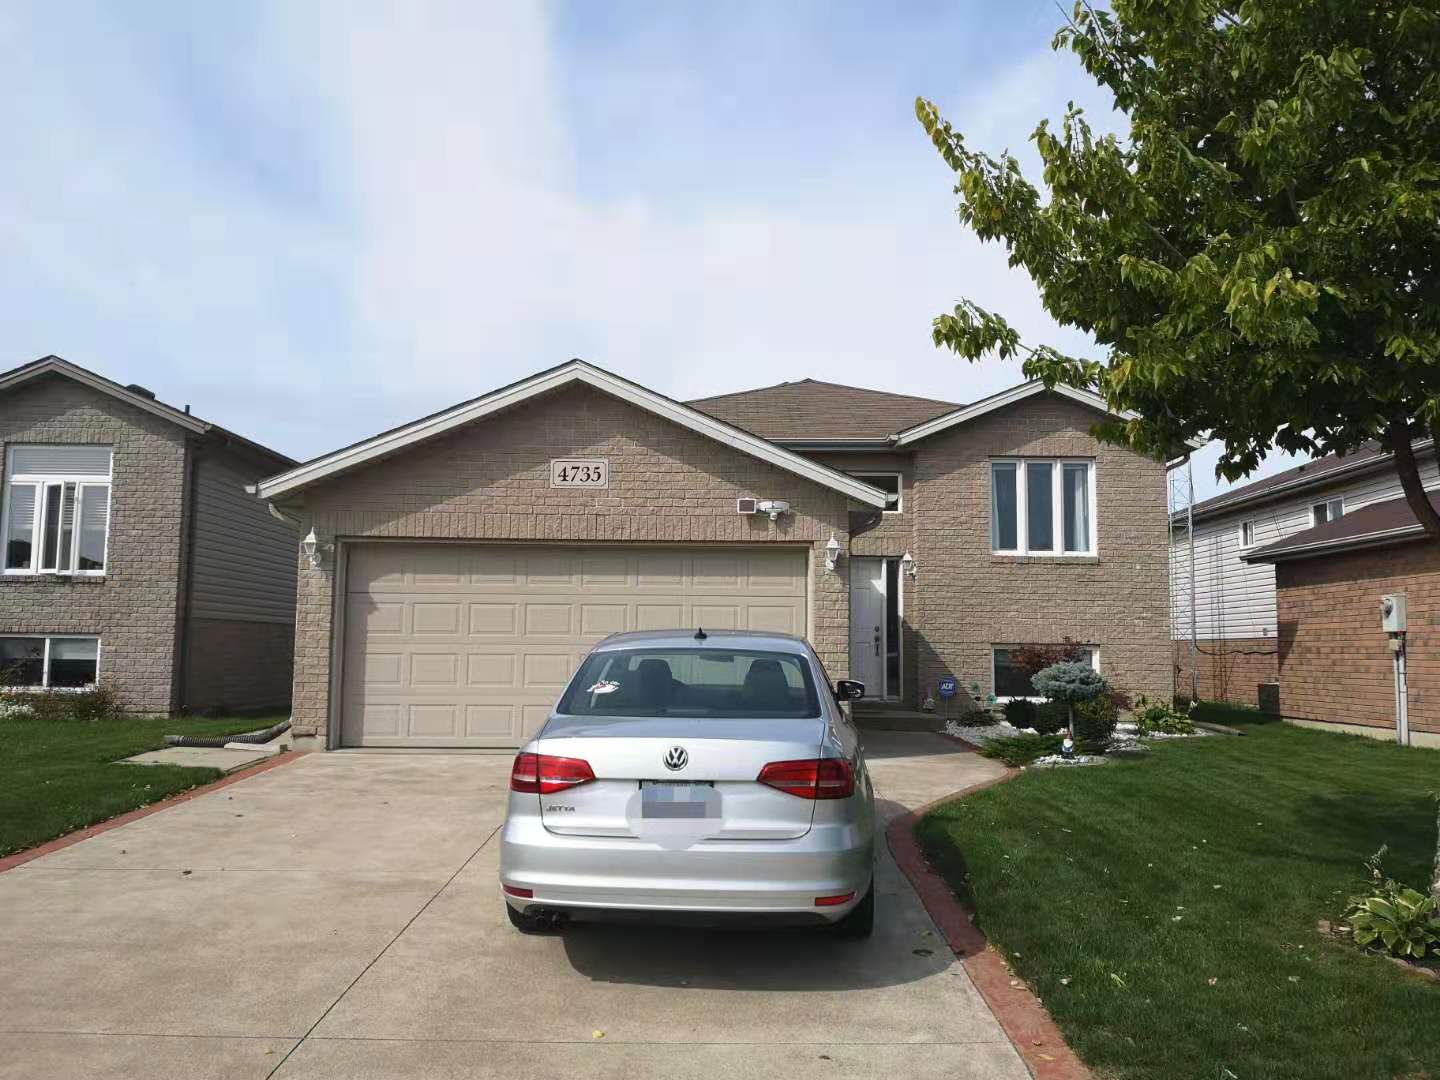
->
(978, 732), (1064, 767)
(1074, 693), (1120, 742)
(1032, 699), (1069, 735)
(1032, 661), (1107, 706)
(1, 687), (123, 723)
(1011, 639), (1087, 677)
(1341, 849), (1439, 960)
(1134, 695), (1195, 735)
(1003, 698), (1038, 729)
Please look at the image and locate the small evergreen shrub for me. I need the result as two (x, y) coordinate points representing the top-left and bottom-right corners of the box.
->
(977, 732), (1064, 767)
(1032, 699), (1069, 735)
(1002, 698), (1038, 729)
(1074, 693), (1120, 742)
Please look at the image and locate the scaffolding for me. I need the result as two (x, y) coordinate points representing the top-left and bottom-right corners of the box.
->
(1169, 457), (1199, 700)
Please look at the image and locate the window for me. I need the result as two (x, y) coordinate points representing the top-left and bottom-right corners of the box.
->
(849, 472), (902, 512)
(557, 648), (821, 719)
(1238, 520), (1256, 548)
(992, 646), (1098, 701)
(990, 459), (1095, 555)
(1312, 498), (1344, 526)
(3, 446), (112, 574)
(0, 636), (100, 689)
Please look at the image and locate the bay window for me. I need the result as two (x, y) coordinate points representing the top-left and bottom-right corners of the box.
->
(0, 636), (100, 689)
(991, 458), (1095, 555)
(2, 446), (112, 574)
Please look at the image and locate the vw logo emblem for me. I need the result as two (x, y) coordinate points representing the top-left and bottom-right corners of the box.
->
(663, 746), (689, 771)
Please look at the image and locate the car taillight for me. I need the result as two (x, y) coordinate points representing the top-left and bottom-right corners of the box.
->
(510, 752), (595, 794)
(756, 758), (855, 799)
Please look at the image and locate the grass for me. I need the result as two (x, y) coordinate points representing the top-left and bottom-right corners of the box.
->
(918, 708), (1440, 1080)
(0, 711), (287, 857)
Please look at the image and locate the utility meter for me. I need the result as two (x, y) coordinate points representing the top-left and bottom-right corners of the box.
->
(1381, 594), (1407, 633)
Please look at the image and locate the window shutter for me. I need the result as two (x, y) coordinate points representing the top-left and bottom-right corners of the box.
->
(7, 446), (112, 477)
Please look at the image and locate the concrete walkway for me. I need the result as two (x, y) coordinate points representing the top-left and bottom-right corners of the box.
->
(0, 731), (1021, 1080)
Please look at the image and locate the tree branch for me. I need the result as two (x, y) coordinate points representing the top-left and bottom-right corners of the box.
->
(1387, 417), (1440, 540)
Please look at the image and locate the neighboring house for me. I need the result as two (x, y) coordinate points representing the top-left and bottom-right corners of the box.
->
(253, 359), (1172, 750)
(1243, 492), (1440, 748)
(1170, 440), (1439, 705)
(0, 356), (299, 712)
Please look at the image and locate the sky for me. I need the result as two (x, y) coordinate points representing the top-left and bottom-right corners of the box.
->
(0, 0), (1304, 497)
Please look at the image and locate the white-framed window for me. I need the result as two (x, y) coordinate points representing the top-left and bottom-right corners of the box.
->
(1238, 519), (1256, 548)
(992, 645), (1099, 702)
(2, 446), (112, 575)
(991, 458), (1095, 555)
(0, 635), (101, 690)
(1312, 497), (1344, 527)
(848, 472), (902, 513)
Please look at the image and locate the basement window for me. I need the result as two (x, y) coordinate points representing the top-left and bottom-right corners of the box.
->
(0, 636), (100, 689)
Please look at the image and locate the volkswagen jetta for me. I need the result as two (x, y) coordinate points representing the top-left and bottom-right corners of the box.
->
(498, 629), (875, 936)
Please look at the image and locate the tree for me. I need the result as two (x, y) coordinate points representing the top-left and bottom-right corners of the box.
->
(916, 1), (1440, 534)
(1032, 660), (1107, 739)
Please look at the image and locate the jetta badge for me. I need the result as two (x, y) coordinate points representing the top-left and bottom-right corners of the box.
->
(663, 746), (689, 771)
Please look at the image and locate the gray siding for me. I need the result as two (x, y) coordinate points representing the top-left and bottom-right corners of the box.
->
(189, 449), (297, 624)
(1170, 457), (1440, 639)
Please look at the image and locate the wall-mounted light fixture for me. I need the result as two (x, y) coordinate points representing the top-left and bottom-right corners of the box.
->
(302, 528), (322, 569)
(900, 551), (916, 579)
(824, 533), (841, 573)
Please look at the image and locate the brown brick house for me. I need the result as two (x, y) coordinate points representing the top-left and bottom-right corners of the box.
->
(1245, 493), (1440, 747)
(0, 356), (298, 712)
(254, 359), (1173, 749)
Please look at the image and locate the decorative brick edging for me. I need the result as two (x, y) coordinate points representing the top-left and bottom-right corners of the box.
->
(887, 769), (1091, 1080)
(0, 751), (307, 874)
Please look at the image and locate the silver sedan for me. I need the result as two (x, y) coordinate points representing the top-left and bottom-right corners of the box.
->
(499, 629), (875, 936)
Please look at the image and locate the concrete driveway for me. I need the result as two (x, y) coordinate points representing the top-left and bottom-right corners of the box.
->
(0, 731), (1025, 1080)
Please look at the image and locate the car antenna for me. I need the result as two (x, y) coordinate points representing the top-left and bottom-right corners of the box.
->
(694, 626), (707, 641)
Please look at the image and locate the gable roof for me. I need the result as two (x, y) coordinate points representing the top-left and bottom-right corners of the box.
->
(687, 379), (959, 442)
(1188, 440), (1424, 522)
(253, 359), (891, 507)
(1243, 490), (1439, 563)
(0, 355), (296, 468)
(894, 380), (1147, 446)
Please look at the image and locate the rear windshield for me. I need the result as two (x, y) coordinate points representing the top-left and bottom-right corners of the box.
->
(557, 648), (821, 719)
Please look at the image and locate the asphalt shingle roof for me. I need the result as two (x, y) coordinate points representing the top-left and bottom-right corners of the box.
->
(687, 379), (961, 441)
(1246, 490), (1439, 560)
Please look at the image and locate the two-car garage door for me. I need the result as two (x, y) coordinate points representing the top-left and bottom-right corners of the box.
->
(340, 544), (809, 748)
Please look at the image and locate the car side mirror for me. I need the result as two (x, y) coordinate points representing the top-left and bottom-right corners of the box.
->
(835, 680), (865, 702)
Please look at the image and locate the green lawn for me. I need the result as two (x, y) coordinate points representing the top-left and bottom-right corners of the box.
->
(918, 706), (1440, 1080)
(0, 712), (287, 857)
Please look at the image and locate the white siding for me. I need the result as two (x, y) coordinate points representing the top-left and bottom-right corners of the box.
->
(1170, 458), (1440, 639)
(189, 451), (297, 623)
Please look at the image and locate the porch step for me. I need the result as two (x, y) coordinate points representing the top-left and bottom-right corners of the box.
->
(850, 706), (949, 733)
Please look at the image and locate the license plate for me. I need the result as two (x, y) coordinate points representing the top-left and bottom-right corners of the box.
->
(640, 782), (717, 819)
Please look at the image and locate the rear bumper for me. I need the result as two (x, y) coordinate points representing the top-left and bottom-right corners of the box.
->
(499, 812), (873, 922)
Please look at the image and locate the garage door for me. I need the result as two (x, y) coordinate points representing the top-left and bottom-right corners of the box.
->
(340, 544), (809, 748)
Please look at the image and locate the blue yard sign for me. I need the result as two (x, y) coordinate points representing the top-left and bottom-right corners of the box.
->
(937, 676), (958, 699)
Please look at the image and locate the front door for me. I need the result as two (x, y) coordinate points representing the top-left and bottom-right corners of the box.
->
(849, 557), (885, 699)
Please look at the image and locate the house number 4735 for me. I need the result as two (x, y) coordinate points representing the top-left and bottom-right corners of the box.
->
(550, 459), (609, 488)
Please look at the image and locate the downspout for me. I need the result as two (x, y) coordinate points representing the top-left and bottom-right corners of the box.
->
(174, 443), (202, 712)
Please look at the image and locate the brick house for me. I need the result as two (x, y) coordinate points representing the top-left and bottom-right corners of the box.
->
(1244, 492), (1440, 747)
(1169, 438), (1437, 705)
(0, 356), (298, 712)
(254, 359), (1173, 749)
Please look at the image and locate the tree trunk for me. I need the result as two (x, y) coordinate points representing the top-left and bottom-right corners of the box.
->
(1387, 420), (1440, 539)
(1432, 795), (1440, 904)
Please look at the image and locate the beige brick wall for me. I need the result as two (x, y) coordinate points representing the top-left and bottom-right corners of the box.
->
(1173, 637), (1278, 705)
(908, 396), (1172, 705)
(181, 617), (294, 712)
(280, 384), (854, 741)
(1275, 543), (1440, 735)
(0, 375), (188, 711)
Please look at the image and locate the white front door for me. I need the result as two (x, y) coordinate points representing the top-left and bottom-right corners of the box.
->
(848, 557), (885, 699)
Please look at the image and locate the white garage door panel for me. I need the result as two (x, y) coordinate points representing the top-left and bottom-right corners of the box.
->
(340, 544), (809, 748)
